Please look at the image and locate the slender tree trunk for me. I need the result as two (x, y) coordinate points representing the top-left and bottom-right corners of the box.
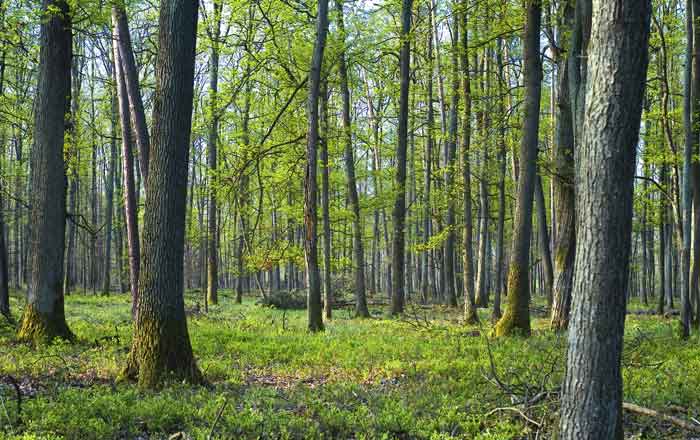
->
(112, 17), (140, 318)
(304, 0), (329, 331)
(123, 0), (202, 388)
(102, 91), (118, 295)
(535, 173), (554, 308)
(691, 0), (700, 327)
(17, 0), (73, 343)
(559, 1), (651, 438)
(206, 1), (222, 306)
(493, 37), (507, 321)
(494, 0), (542, 337)
(113, 5), (150, 182)
(320, 82), (332, 319)
(336, 0), (369, 317)
(461, 5), (478, 324)
(444, 10), (459, 308)
(390, 0), (413, 315)
(0, 17), (9, 319)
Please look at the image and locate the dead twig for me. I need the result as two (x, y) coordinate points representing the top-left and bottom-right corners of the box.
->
(623, 402), (700, 433)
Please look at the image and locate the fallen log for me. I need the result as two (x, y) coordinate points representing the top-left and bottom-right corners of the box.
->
(623, 402), (700, 433)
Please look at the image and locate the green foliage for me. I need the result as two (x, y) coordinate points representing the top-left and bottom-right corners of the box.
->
(1, 293), (698, 439)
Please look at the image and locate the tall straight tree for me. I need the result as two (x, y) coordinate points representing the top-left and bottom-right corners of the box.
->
(17, 0), (73, 342)
(692, 0), (700, 326)
(461, 3), (478, 324)
(336, 0), (370, 317)
(112, 14), (140, 318)
(320, 81), (332, 319)
(390, 0), (413, 315)
(444, 5), (459, 309)
(206, 0), (223, 306)
(304, 0), (329, 332)
(123, 0), (202, 388)
(559, 0), (651, 437)
(494, 0), (542, 337)
(0, 3), (9, 320)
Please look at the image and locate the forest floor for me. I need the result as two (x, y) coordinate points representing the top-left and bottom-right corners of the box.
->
(0, 290), (699, 439)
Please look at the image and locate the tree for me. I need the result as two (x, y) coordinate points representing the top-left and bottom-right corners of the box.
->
(123, 0), (202, 388)
(559, 0), (651, 437)
(336, 0), (370, 318)
(16, 0), (73, 343)
(304, 0), (329, 332)
(494, 0), (542, 337)
(390, 0), (413, 316)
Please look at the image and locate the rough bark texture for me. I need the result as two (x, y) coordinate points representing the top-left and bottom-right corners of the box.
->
(691, 0), (700, 327)
(336, 0), (369, 317)
(494, 0), (542, 337)
(390, 0), (413, 315)
(304, 0), (328, 331)
(123, 0), (202, 389)
(17, 0), (73, 343)
(550, 4), (576, 330)
(112, 17), (140, 319)
(559, 1), (651, 438)
(461, 6), (478, 324)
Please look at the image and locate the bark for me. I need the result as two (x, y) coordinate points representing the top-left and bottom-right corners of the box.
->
(559, 1), (651, 438)
(390, 0), (413, 315)
(0, 16), (9, 319)
(550, 4), (576, 330)
(691, 0), (700, 327)
(494, 0), (542, 337)
(304, 0), (329, 332)
(336, 0), (369, 317)
(535, 173), (553, 308)
(444, 11), (459, 308)
(102, 90), (118, 295)
(113, 20), (140, 319)
(113, 5), (150, 182)
(320, 82), (332, 319)
(207, 0), (223, 306)
(123, 0), (202, 388)
(493, 37), (507, 321)
(17, 0), (73, 343)
(421, 13), (435, 304)
(461, 5), (478, 324)
(680, 0), (693, 338)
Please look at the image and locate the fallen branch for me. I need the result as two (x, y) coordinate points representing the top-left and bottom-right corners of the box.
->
(207, 397), (229, 440)
(484, 406), (542, 428)
(623, 402), (700, 432)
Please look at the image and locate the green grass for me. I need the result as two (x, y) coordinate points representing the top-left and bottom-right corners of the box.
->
(0, 290), (698, 439)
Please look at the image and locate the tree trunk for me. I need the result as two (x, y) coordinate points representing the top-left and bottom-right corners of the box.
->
(320, 82), (332, 319)
(113, 5), (150, 183)
(494, 0), (542, 337)
(112, 16), (140, 318)
(535, 173), (553, 308)
(444, 11), (459, 308)
(304, 0), (329, 332)
(102, 90), (118, 295)
(493, 37), (507, 321)
(123, 0), (202, 388)
(17, 0), (73, 343)
(461, 5), (478, 324)
(390, 0), (413, 315)
(206, 1), (222, 306)
(559, 1), (651, 438)
(336, 0), (369, 317)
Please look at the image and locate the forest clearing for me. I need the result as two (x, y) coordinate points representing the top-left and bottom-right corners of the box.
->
(1, 291), (699, 439)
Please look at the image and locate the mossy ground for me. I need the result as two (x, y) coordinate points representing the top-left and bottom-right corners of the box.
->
(0, 289), (698, 439)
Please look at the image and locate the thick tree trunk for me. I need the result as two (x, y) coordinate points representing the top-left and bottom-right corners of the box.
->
(691, 0), (700, 328)
(336, 0), (369, 317)
(123, 0), (202, 388)
(206, 1), (222, 306)
(390, 0), (413, 315)
(559, 1), (651, 438)
(112, 19), (140, 318)
(494, 0), (542, 337)
(17, 0), (73, 343)
(304, 0), (328, 332)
